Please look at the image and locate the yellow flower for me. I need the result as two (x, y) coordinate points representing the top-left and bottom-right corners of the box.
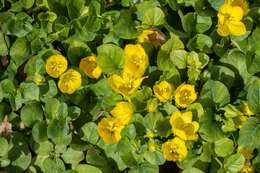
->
(240, 102), (254, 116)
(148, 141), (157, 152)
(97, 117), (125, 144)
(217, 4), (246, 37)
(238, 147), (253, 160)
(79, 55), (102, 79)
(111, 101), (134, 125)
(123, 44), (149, 78)
(162, 137), (188, 161)
(45, 54), (68, 78)
(175, 83), (197, 108)
(170, 111), (199, 141)
(145, 129), (155, 139)
(58, 69), (82, 94)
(153, 81), (174, 102)
(239, 164), (255, 173)
(108, 70), (146, 97)
(225, 0), (249, 15)
(138, 28), (166, 47)
(146, 98), (158, 113)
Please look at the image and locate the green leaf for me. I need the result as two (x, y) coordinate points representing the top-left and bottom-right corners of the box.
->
(170, 49), (188, 69)
(210, 65), (235, 89)
(21, 0), (34, 9)
(42, 158), (65, 173)
(238, 117), (260, 149)
(199, 80), (230, 107)
(66, 39), (91, 65)
(112, 10), (139, 39)
(75, 164), (102, 173)
(142, 7), (165, 26)
(81, 122), (99, 144)
(32, 122), (48, 143)
(180, 12), (196, 34)
(33, 141), (54, 155)
(143, 151), (165, 165)
(21, 102), (44, 127)
(97, 44), (124, 74)
(62, 147), (84, 165)
(129, 163), (159, 173)
(208, 0), (224, 10)
(0, 32), (9, 56)
(10, 37), (30, 66)
(44, 98), (68, 120)
(47, 118), (71, 145)
(199, 121), (225, 142)
(0, 137), (9, 157)
(224, 153), (245, 173)
(188, 34), (213, 52)
(214, 138), (234, 157)
(247, 79), (260, 113)
(196, 15), (212, 33)
(66, 0), (84, 19)
(182, 167), (204, 173)
(20, 82), (40, 101)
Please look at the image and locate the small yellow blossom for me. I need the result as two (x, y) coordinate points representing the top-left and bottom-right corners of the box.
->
(225, 0), (249, 15)
(145, 129), (155, 139)
(58, 69), (82, 94)
(153, 81), (174, 102)
(170, 111), (199, 141)
(79, 55), (102, 79)
(148, 141), (157, 152)
(111, 101), (134, 125)
(146, 98), (158, 113)
(238, 147), (253, 160)
(123, 44), (149, 78)
(217, 4), (246, 37)
(45, 54), (68, 78)
(239, 164), (255, 173)
(97, 117), (125, 144)
(138, 28), (166, 47)
(108, 70), (146, 97)
(240, 102), (254, 116)
(162, 137), (188, 161)
(175, 83), (197, 108)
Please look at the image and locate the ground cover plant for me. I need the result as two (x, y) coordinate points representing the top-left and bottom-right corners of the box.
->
(0, 0), (260, 172)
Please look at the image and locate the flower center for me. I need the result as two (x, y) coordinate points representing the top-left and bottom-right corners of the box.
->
(51, 62), (66, 71)
(170, 145), (179, 156)
(179, 89), (192, 103)
(131, 55), (144, 67)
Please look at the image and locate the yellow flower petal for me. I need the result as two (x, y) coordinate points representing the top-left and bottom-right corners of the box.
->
(58, 69), (82, 94)
(46, 54), (68, 78)
(111, 101), (134, 125)
(217, 23), (230, 37)
(162, 137), (188, 161)
(153, 81), (174, 102)
(79, 55), (102, 79)
(175, 83), (197, 108)
(97, 117), (124, 144)
(170, 111), (199, 141)
(123, 44), (149, 78)
(231, 6), (244, 21)
(228, 20), (246, 36)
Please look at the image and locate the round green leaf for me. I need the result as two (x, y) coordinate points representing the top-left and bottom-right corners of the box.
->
(97, 44), (124, 74)
(21, 102), (43, 127)
(214, 138), (234, 157)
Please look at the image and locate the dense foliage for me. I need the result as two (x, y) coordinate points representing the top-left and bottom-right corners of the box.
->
(0, 0), (260, 173)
